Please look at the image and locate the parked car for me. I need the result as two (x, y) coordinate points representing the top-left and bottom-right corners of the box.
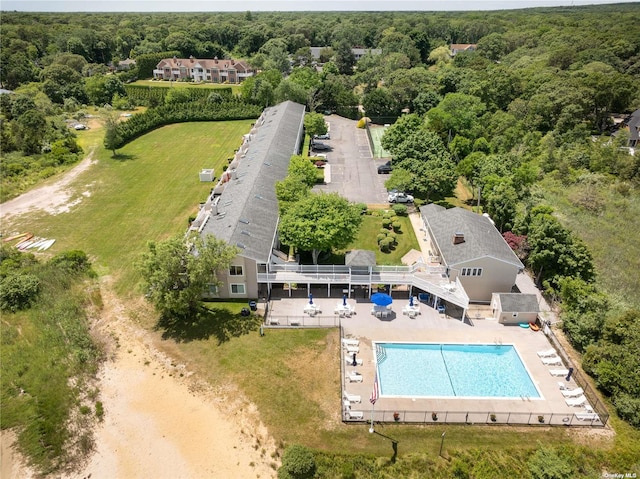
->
(313, 133), (330, 140)
(311, 141), (330, 151)
(74, 124), (88, 130)
(377, 161), (392, 174)
(388, 192), (414, 203)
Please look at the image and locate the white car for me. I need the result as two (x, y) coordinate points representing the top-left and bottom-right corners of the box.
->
(388, 192), (414, 203)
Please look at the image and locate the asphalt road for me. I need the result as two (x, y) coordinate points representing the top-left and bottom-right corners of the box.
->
(312, 115), (391, 204)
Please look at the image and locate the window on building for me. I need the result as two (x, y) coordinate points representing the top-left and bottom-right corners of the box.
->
(207, 284), (219, 295)
(230, 283), (245, 295)
(229, 265), (243, 276)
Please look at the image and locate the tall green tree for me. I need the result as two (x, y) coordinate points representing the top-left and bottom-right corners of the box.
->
(278, 193), (362, 265)
(102, 111), (122, 156)
(303, 112), (327, 137)
(139, 234), (238, 319)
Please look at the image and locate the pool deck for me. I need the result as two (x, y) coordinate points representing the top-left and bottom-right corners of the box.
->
(268, 295), (596, 424)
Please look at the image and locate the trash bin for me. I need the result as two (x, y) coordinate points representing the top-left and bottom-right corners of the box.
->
(248, 301), (257, 311)
(241, 308), (250, 316)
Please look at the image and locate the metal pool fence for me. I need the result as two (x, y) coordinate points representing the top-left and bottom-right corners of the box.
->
(343, 408), (607, 427)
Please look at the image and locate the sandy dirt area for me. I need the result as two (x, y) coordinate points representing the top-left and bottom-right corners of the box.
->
(0, 149), (97, 220)
(0, 152), (278, 479)
(71, 282), (277, 479)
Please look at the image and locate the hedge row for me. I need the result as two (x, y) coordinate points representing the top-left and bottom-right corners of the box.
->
(123, 84), (233, 104)
(113, 100), (261, 148)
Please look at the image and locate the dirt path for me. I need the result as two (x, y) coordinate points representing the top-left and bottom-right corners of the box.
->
(0, 148), (97, 221)
(71, 281), (277, 479)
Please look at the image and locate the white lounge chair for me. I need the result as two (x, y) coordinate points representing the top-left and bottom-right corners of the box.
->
(346, 410), (364, 420)
(345, 345), (359, 354)
(558, 381), (569, 390)
(345, 356), (363, 366)
(561, 387), (584, 398)
(541, 356), (563, 366)
(346, 372), (363, 383)
(341, 338), (359, 346)
(537, 348), (557, 357)
(565, 395), (588, 407)
(575, 412), (600, 422)
(550, 369), (570, 376)
(343, 392), (361, 403)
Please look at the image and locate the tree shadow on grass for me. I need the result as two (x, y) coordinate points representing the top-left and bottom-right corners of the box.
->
(111, 153), (136, 161)
(156, 307), (261, 344)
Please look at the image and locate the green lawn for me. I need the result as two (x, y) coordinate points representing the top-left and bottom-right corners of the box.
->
(344, 212), (420, 265)
(4, 120), (254, 295)
(131, 79), (242, 95)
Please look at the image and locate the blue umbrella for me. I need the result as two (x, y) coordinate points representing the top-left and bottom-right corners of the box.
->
(309, 293), (313, 304)
(343, 294), (347, 306)
(371, 292), (393, 306)
(409, 296), (414, 307)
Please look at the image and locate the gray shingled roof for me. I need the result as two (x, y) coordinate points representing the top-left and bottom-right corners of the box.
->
(498, 293), (540, 313)
(345, 250), (377, 267)
(200, 101), (305, 263)
(420, 205), (524, 269)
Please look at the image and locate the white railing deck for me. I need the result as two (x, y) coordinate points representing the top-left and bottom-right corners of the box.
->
(258, 262), (469, 309)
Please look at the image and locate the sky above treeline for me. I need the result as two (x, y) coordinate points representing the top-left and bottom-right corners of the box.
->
(1, 0), (634, 12)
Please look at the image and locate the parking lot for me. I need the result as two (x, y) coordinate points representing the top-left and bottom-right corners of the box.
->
(312, 115), (392, 205)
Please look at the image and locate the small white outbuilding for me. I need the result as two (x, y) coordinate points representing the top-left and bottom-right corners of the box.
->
(199, 168), (215, 182)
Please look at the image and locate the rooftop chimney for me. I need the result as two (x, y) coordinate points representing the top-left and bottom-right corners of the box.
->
(452, 232), (465, 245)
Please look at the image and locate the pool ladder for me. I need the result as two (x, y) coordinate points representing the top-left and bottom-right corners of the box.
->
(375, 344), (387, 365)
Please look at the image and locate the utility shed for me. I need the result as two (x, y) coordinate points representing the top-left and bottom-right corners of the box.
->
(492, 293), (540, 325)
(199, 168), (215, 182)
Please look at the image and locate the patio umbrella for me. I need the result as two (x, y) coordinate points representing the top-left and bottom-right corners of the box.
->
(343, 294), (347, 306)
(309, 293), (313, 304)
(409, 296), (414, 307)
(371, 292), (393, 307)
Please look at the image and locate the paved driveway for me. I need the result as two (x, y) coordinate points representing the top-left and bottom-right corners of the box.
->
(313, 115), (390, 204)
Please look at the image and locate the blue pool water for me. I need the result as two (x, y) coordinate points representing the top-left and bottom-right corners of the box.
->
(376, 343), (540, 398)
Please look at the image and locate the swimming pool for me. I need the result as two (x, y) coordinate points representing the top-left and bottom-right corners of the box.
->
(375, 343), (540, 399)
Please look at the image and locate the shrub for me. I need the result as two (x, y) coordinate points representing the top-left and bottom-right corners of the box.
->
(376, 233), (387, 243)
(279, 444), (316, 479)
(379, 237), (394, 252)
(379, 229), (389, 237)
(392, 204), (408, 216)
(387, 231), (397, 243)
(355, 202), (368, 215)
(382, 218), (392, 229)
(49, 250), (91, 272)
(392, 221), (402, 232)
(0, 273), (41, 311)
(527, 445), (574, 479)
(614, 393), (640, 428)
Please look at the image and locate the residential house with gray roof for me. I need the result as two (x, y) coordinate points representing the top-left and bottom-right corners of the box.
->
(420, 204), (524, 303)
(196, 100), (306, 299)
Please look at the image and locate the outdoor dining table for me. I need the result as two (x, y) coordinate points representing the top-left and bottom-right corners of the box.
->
(303, 303), (321, 316)
(334, 302), (354, 317)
